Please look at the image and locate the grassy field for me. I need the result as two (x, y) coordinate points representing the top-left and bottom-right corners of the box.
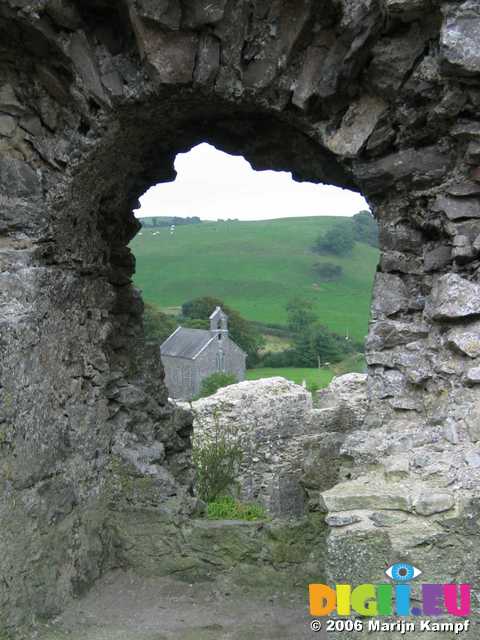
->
(246, 367), (334, 387)
(130, 216), (379, 342)
(246, 354), (366, 389)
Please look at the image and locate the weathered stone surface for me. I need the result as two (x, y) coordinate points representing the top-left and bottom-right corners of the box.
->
(452, 120), (480, 140)
(183, 378), (312, 511)
(368, 511), (408, 527)
(386, 0), (429, 21)
(426, 274), (480, 321)
(45, 0), (82, 30)
(447, 323), (480, 358)
(131, 16), (197, 84)
(441, 2), (480, 77)
(413, 491), (455, 516)
(194, 34), (220, 85)
(313, 373), (368, 433)
(321, 477), (413, 512)
(134, 0), (182, 30)
(465, 450), (480, 467)
(183, 0), (227, 28)
(0, 113), (15, 136)
(368, 24), (426, 96)
(326, 514), (361, 527)
(371, 272), (409, 318)
(324, 96), (387, 157)
(466, 367), (480, 384)
(0, 157), (41, 198)
(0, 83), (24, 115)
(2, 1), (480, 633)
(68, 32), (109, 104)
(354, 146), (451, 194)
(435, 195), (480, 220)
(366, 320), (429, 350)
(384, 455), (410, 479)
(447, 181), (480, 197)
(242, 0), (311, 90)
(423, 245), (452, 272)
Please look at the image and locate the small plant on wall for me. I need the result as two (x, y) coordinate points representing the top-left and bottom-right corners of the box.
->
(191, 405), (244, 503)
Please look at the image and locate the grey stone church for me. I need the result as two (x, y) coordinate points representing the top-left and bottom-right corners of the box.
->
(160, 307), (247, 400)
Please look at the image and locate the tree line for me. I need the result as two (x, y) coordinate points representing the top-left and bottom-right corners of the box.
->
(140, 216), (202, 228)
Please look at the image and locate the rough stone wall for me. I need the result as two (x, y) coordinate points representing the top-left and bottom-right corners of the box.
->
(183, 377), (314, 515)
(1, 0), (480, 630)
(186, 375), (369, 518)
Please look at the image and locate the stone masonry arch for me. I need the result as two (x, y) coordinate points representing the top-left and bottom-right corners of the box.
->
(1, 0), (480, 629)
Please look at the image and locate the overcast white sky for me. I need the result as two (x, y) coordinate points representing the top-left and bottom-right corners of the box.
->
(135, 143), (369, 221)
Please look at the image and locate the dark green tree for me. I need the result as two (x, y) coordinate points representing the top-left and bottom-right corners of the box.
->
(353, 210), (379, 248)
(313, 223), (355, 256)
(312, 262), (343, 281)
(286, 297), (316, 334)
(198, 372), (238, 398)
(143, 303), (177, 343)
(181, 296), (265, 366)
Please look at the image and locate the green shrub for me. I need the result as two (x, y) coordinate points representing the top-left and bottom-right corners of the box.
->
(353, 210), (379, 248)
(312, 262), (343, 281)
(198, 372), (237, 398)
(307, 381), (320, 394)
(192, 407), (243, 502)
(143, 303), (177, 343)
(313, 222), (355, 256)
(206, 496), (266, 521)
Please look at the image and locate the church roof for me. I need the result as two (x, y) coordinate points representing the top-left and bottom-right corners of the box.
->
(160, 327), (215, 360)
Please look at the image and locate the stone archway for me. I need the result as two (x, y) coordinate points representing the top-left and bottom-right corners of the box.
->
(1, 0), (480, 629)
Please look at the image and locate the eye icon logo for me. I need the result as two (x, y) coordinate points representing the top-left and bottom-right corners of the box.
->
(386, 563), (422, 582)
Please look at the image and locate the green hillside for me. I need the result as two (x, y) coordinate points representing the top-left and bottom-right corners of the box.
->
(129, 216), (379, 342)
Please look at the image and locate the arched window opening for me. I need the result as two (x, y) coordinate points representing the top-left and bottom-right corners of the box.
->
(131, 143), (377, 402)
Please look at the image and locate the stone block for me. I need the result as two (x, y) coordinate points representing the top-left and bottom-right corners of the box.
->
(0, 83), (25, 115)
(447, 181), (480, 197)
(465, 450), (480, 467)
(441, 2), (480, 77)
(371, 272), (409, 318)
(322, 477), (413, 512)
(183, 0), (227, 28)
(465, 402), (480, 442)
(413, 492), (454, 516)
(194, 34), (220, 85)
(424, 245), (452, 271)
(386, 0), (429, 20)
(426, 274), (480, 321)
(134, 0), (181, 30)
(0, 114), (16, 136)
(384, 455), (410, 479)
(269, 473), (306, 518)
(324, 96), (387, 157)
(369, 511), (408, 527)
(68, 32), (109, 104)
(451, 120), (480, 139)
(466, 367), (480, 384)
(0, 157), (41, 198)
(446, 323), (480, 358)
(366, 320), (429, 350)
(434, 195), (480, 220)
(130, 13), (197, 84)
(354, 146), (451, 194)
(326, 514), (361, 527)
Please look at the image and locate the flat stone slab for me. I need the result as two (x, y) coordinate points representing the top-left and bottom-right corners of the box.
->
(34, 570), (322, 640)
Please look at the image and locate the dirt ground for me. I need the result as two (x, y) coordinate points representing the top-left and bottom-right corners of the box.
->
(35, 570), (326, 640)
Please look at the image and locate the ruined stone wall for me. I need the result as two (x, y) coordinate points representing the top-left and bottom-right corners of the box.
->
(0, 0), (480, 630)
